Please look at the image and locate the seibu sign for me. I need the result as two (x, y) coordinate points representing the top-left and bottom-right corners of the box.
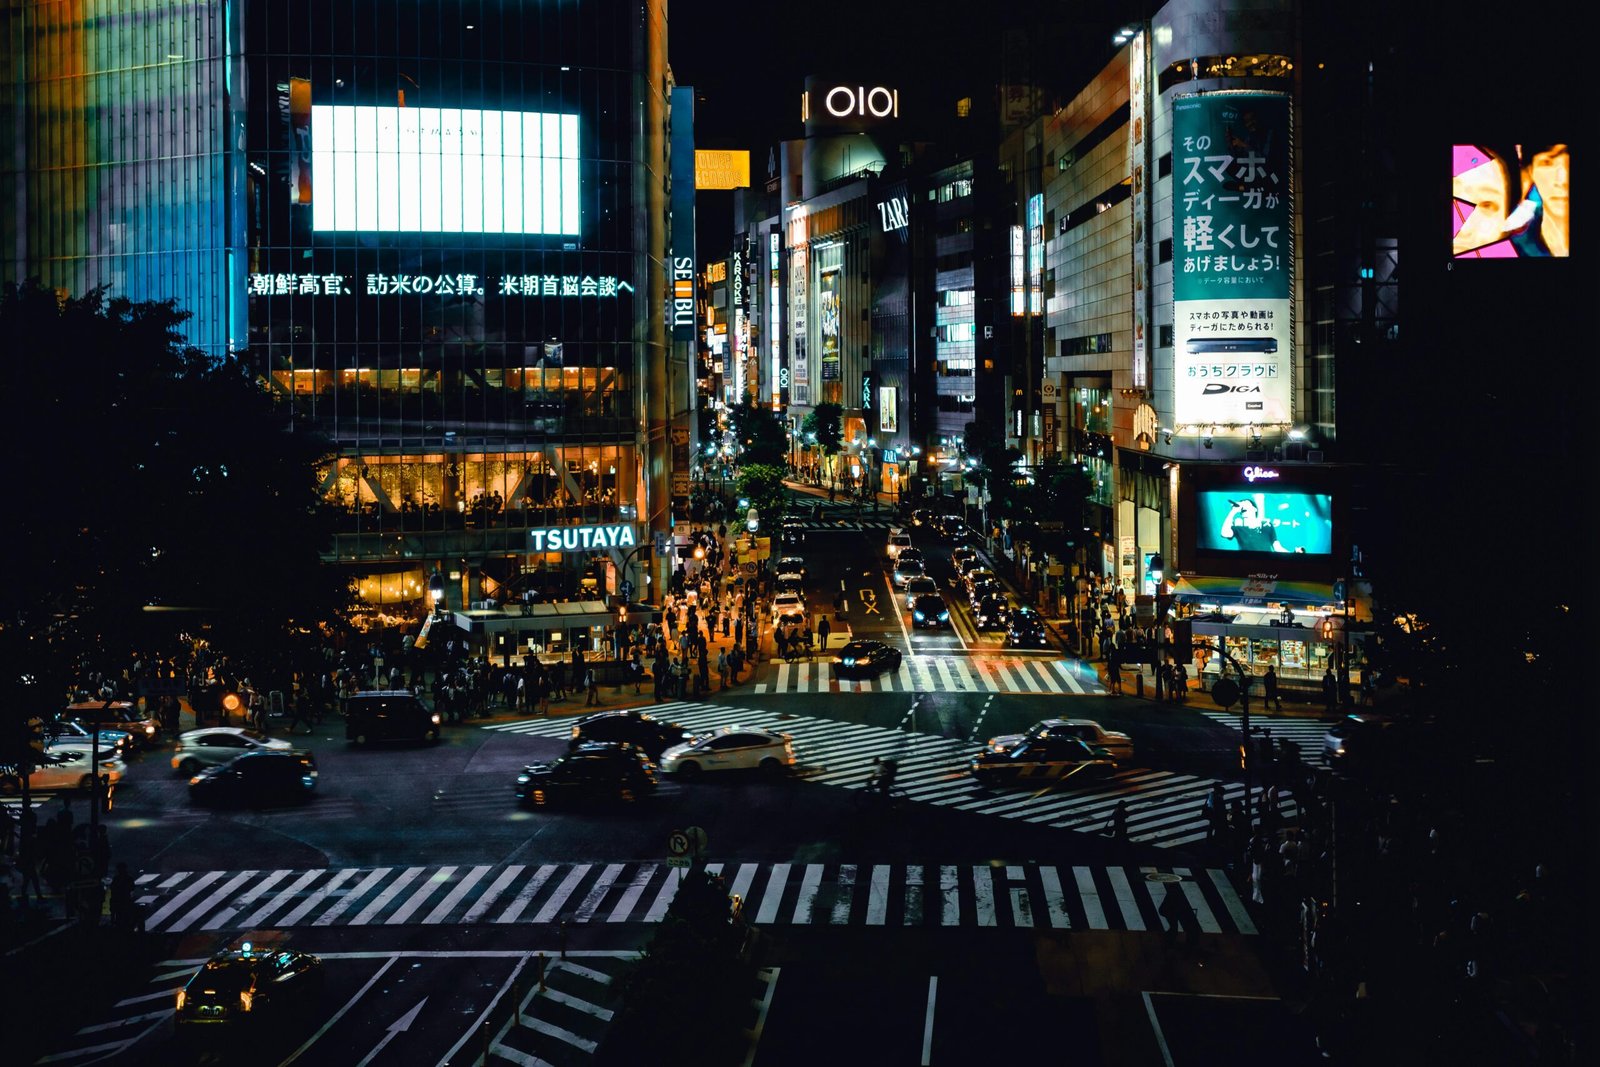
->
(530, 524), (639, 553)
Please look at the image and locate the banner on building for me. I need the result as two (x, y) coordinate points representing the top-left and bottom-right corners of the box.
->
(818, 266), (841, 380)
(1171, 91), (1293, 429)
(288, 78), (313, 204)
(1128, 33), (1149, 388)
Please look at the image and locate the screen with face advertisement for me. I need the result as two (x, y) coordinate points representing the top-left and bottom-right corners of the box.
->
(1197, 490), (1333, 555)
(1452, 143), (1570, 258)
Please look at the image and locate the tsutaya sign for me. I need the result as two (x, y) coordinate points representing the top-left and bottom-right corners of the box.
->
(529, 524), (639, 552)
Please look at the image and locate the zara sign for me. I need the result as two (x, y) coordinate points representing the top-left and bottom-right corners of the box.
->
(876, 195), (909, 233)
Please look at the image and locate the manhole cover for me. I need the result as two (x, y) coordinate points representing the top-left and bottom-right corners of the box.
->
(1145, 873), (1185, 884)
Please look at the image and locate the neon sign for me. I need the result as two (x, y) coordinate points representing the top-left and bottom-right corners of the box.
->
(1242, 465), (1281, 482)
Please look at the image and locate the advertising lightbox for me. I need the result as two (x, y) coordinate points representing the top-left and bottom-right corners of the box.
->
(1451, 143), (1570, 258)
(310, 106), (580, 234)
(1195, 489), (1332, 556)
(1172, 91), (1293, 428)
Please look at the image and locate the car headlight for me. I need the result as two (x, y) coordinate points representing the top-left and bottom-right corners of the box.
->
(146, 725), (156, 736)
(842, 658), (855, 666)
(431, 713), (442, 725)
(913, 611), (925, 621)
(939, 612), (949, 620)
(239, 990), (253, 1013)
(516, 774), (532, 784)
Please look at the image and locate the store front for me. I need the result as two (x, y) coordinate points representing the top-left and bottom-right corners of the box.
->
(454, 601), (619, 668)
(1172, 575), (1368, 688)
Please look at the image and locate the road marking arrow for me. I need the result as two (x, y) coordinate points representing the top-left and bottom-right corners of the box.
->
(355, 997), (428, 1067)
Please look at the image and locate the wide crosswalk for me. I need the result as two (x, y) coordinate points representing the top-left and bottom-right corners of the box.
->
(485, 701), (1296, 848)
(1194, 710), (1335, 770)
(129, 859), (1257, 935)
(751, 655), (1104, 695)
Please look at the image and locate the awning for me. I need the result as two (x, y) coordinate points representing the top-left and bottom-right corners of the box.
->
(1171, 575), (1338, 608)
(452, 599), (614, 636)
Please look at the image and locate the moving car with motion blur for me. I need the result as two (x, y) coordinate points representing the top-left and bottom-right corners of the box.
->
(66, 700), (160, 748)
(569, 709), (692, 760)
(969, 735), (1117, 787)
(517, 741), (657, 806)
(985, 717), (1135, 763)
(176, 943), (324, 1029)
(345, 690), (442, 745)
(832, 639), (904, 678)
(188, 750), (317, 807)
(41, 718), (132, 757)
(1, 749), (124, 795)
(658, 726), (796, 778)
(910, 594), (950, 629)
(172, 727), (293, 776)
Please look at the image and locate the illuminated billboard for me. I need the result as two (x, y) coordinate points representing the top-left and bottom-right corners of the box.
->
(819, 267), (841, 381)
(310, 106), (580, 234)
(1196, 489), (1332, 556)
(1451, 143), (1570, 258)
(695, 150), (751, 190)
(1172, 91), (1293, 429)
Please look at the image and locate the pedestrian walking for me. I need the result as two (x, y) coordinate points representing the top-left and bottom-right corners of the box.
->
(697, 654), (710, 696)
(1321, 667), (1338, 713)
(818, 615), (831, 649)
(1204, 783), (1228, 841)
(1171, 659), (1188, 702)
(584, 666), (601, 706)
(1159, 885), (1199, 947)
(1108, 659), (1123, 695)
(1105, 799), (1129, 842)
(717, 649), (730, 690)
(1264, 664), (1283, 711)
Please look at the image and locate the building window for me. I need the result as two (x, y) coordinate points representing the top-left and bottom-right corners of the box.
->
(1158, 324), (1173, 348)
(1158, 237), (1172, 263)
(1157, 152), (1172, 179)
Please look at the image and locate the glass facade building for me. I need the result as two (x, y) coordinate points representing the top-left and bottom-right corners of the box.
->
(4, 0), (670, 618)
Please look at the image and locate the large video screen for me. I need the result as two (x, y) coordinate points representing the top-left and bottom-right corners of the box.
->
(1451, 144), (1570, 258)
(310, 106), (581, 234)
(1196, 489), (1333, 555)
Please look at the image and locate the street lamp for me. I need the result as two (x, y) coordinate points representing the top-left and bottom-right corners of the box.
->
(428, 569), (446, 616)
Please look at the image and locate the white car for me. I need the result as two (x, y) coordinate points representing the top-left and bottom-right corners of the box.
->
(886, 531), (912, 560)
(985, 718), (1135, 764)
(770, 593), (805, 620)
(658, 727), (796, 778)
(172, 727), (293, 776)
(1, 749), (124, 794)
(892, 557), (926, 588)
(41, 719), (132, 756)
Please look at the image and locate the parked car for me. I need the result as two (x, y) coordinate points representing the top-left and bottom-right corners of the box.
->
(972, 594), (1009, 630)
(517, 742), (657, 805)
(658, 727), (796, 778)
(188, 750), (317, 806)
(1004, 611), (1052, 649)
(891, 556), (926, 588)
(176, 945), (324, 1028)
(345, 690), (442, 745)
(66, 700), (160, 747)
(903, 575), (940, 608)
(0, 749), (124, 795)
(986, 718), (1135, 763)
(569, 710), (692, 760)
(833, 640), (903, 677)
(172, 727), (293, 777)
(970, 735), (1116, 786)
(910, 594), (950, 629)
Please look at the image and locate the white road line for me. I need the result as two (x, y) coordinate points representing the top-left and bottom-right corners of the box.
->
(350, 866), (424, 926)
(921, 976), (938, 1065)
(1030, 662), (1064, 693)
(726, 863), (759, 913)
(241, 869), (324, 929)
(1038, 866), (1072, 928)
(830, 864), (856, 924)
(280, 868), (357, 927)
(1052, 660), (1087, 694)
(495, 864), (558, 924)
(1106, 867), (1145, 930)
(940, 865), (960, 926)
(387, 865), (456, 925)
(531, 864), (591, 923)
(605, 864), (656, 923)
(641, 867), (683, 922)
(157, 872), (189, 890)
(310, 867), (387, 928)
(934, 659), (959, 691)
(280, 956), (398, 1067)
(572, 863), (625, 922)
(1208, 868), (1257, 935)
(904, 864), (923, 926)
(1074, 867), (1108, 928)
(143, 871), (225, 933)
(1171, 867), (1222, 933)
(792, 864), (823, 924)
(423, 865), (491, 925)
(461, 865), (524, 924)
(1004, 865), (1032, 928)
(115, 987), (181, 1008)
(970, 866), (997, 926)
(775, 663), (790, 691)
(751, 863), (790, 926)
(76, 1008), (172, 1035)
(864, 865), (891, 926)
(162, 870), (250, 933)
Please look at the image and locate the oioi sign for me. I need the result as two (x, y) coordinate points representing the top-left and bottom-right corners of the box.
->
(529, 524), (639, 552)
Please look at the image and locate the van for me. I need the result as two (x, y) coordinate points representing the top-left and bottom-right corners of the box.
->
(886, 530), (912, 560)
(345, 691), (442, 745)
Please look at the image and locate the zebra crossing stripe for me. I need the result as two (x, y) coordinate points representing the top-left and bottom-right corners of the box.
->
(864, 865), (892, 926)
(316, 867), (391, 926)
(573, 864), (626, 922)
(424, 865), (492, 925)
(641, 867), (681, 922)
(831, 865), (856, 925)
(727, 863), (760, 913)
(793, 864), (824, 924)
(755, 864), (790, 925)
(1208, 867), (1257, 935)
(1170, 867), (1222, 933)
(243, 869), (324, 929)
(1074, 867), (1107, 928)
(904, 865), (924, 926)
(461, 864), (524, 924)
(166, 870), (254, 933)
(143, 871), (224, 932)
(387, 866), (456, 926)
(605, 864), (656, 923)
(495, 864), (557, 924)
(531, 864), (590, 923)
(939, 866), (959, 925)
(279, 868), (357, 928)
(351, 866), (424, 926)
(1004, 866), (1033, 928)
(1106, 868), (1145, 931)
(972, 865), (997, 926)
(1038, 866), (1071, 929)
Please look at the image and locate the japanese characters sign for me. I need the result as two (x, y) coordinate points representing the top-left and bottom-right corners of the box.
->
(1172, 91), (1293, 428)
(246, 273), (633, 299)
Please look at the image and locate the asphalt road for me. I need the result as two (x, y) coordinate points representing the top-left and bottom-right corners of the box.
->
(24, 510), (1320, 1067)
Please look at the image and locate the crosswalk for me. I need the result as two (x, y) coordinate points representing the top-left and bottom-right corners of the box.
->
(127, 860), (1258, 935)
(787, 517), (899, 531)
(751, 654), (1104, 695)
(486, 701), (1296, 848)
(488, 954), (634, 1066)
(1195, 710), (1335, 770)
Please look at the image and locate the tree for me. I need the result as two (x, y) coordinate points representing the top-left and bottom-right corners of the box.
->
(800, 401), (843, 484)
(1010, 455), (1094, 558)
(734, 465), (788, 533)
(962, 420), (1023, 526)
(0, 281), (350, 715)
(729, 398), (789, 468)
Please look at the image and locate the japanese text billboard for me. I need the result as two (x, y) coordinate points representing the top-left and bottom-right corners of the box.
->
(1172, 92), (1292, 428)
(1196, 489), (1332, 557)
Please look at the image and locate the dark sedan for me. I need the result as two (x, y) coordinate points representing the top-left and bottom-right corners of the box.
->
(910, 594), (950, 629)
(970, 736), (1116, 787)
(569, 710), (692, 760)
(973, 594), (1009, 630)
(1004, 609), (1052, 649)
(177, 945), (324, 1028)
(188, 751), (317, 807)
(517, 742), (657, 806)
(833, 640), (903, 677)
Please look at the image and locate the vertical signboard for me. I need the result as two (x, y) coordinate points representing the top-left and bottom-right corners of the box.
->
(1128, 31), (1150, 389)
(819, 267), (841, 380)
(1172, 91), (1292, 429)
(669, 87), (697, 344)
(786, 220), (807, 405)
(1027, 193), (1044, 315)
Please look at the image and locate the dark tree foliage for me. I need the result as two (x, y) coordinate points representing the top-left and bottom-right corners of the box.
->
(1007, 455), (1095, 557)
(598, 868), (754, 1065)
(729, 398), (789, 468)
(1, 282), (350, 710)
(734, 465), (789, 532)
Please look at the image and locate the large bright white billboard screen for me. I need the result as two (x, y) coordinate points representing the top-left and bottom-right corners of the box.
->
(310, 106), (580, 234)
